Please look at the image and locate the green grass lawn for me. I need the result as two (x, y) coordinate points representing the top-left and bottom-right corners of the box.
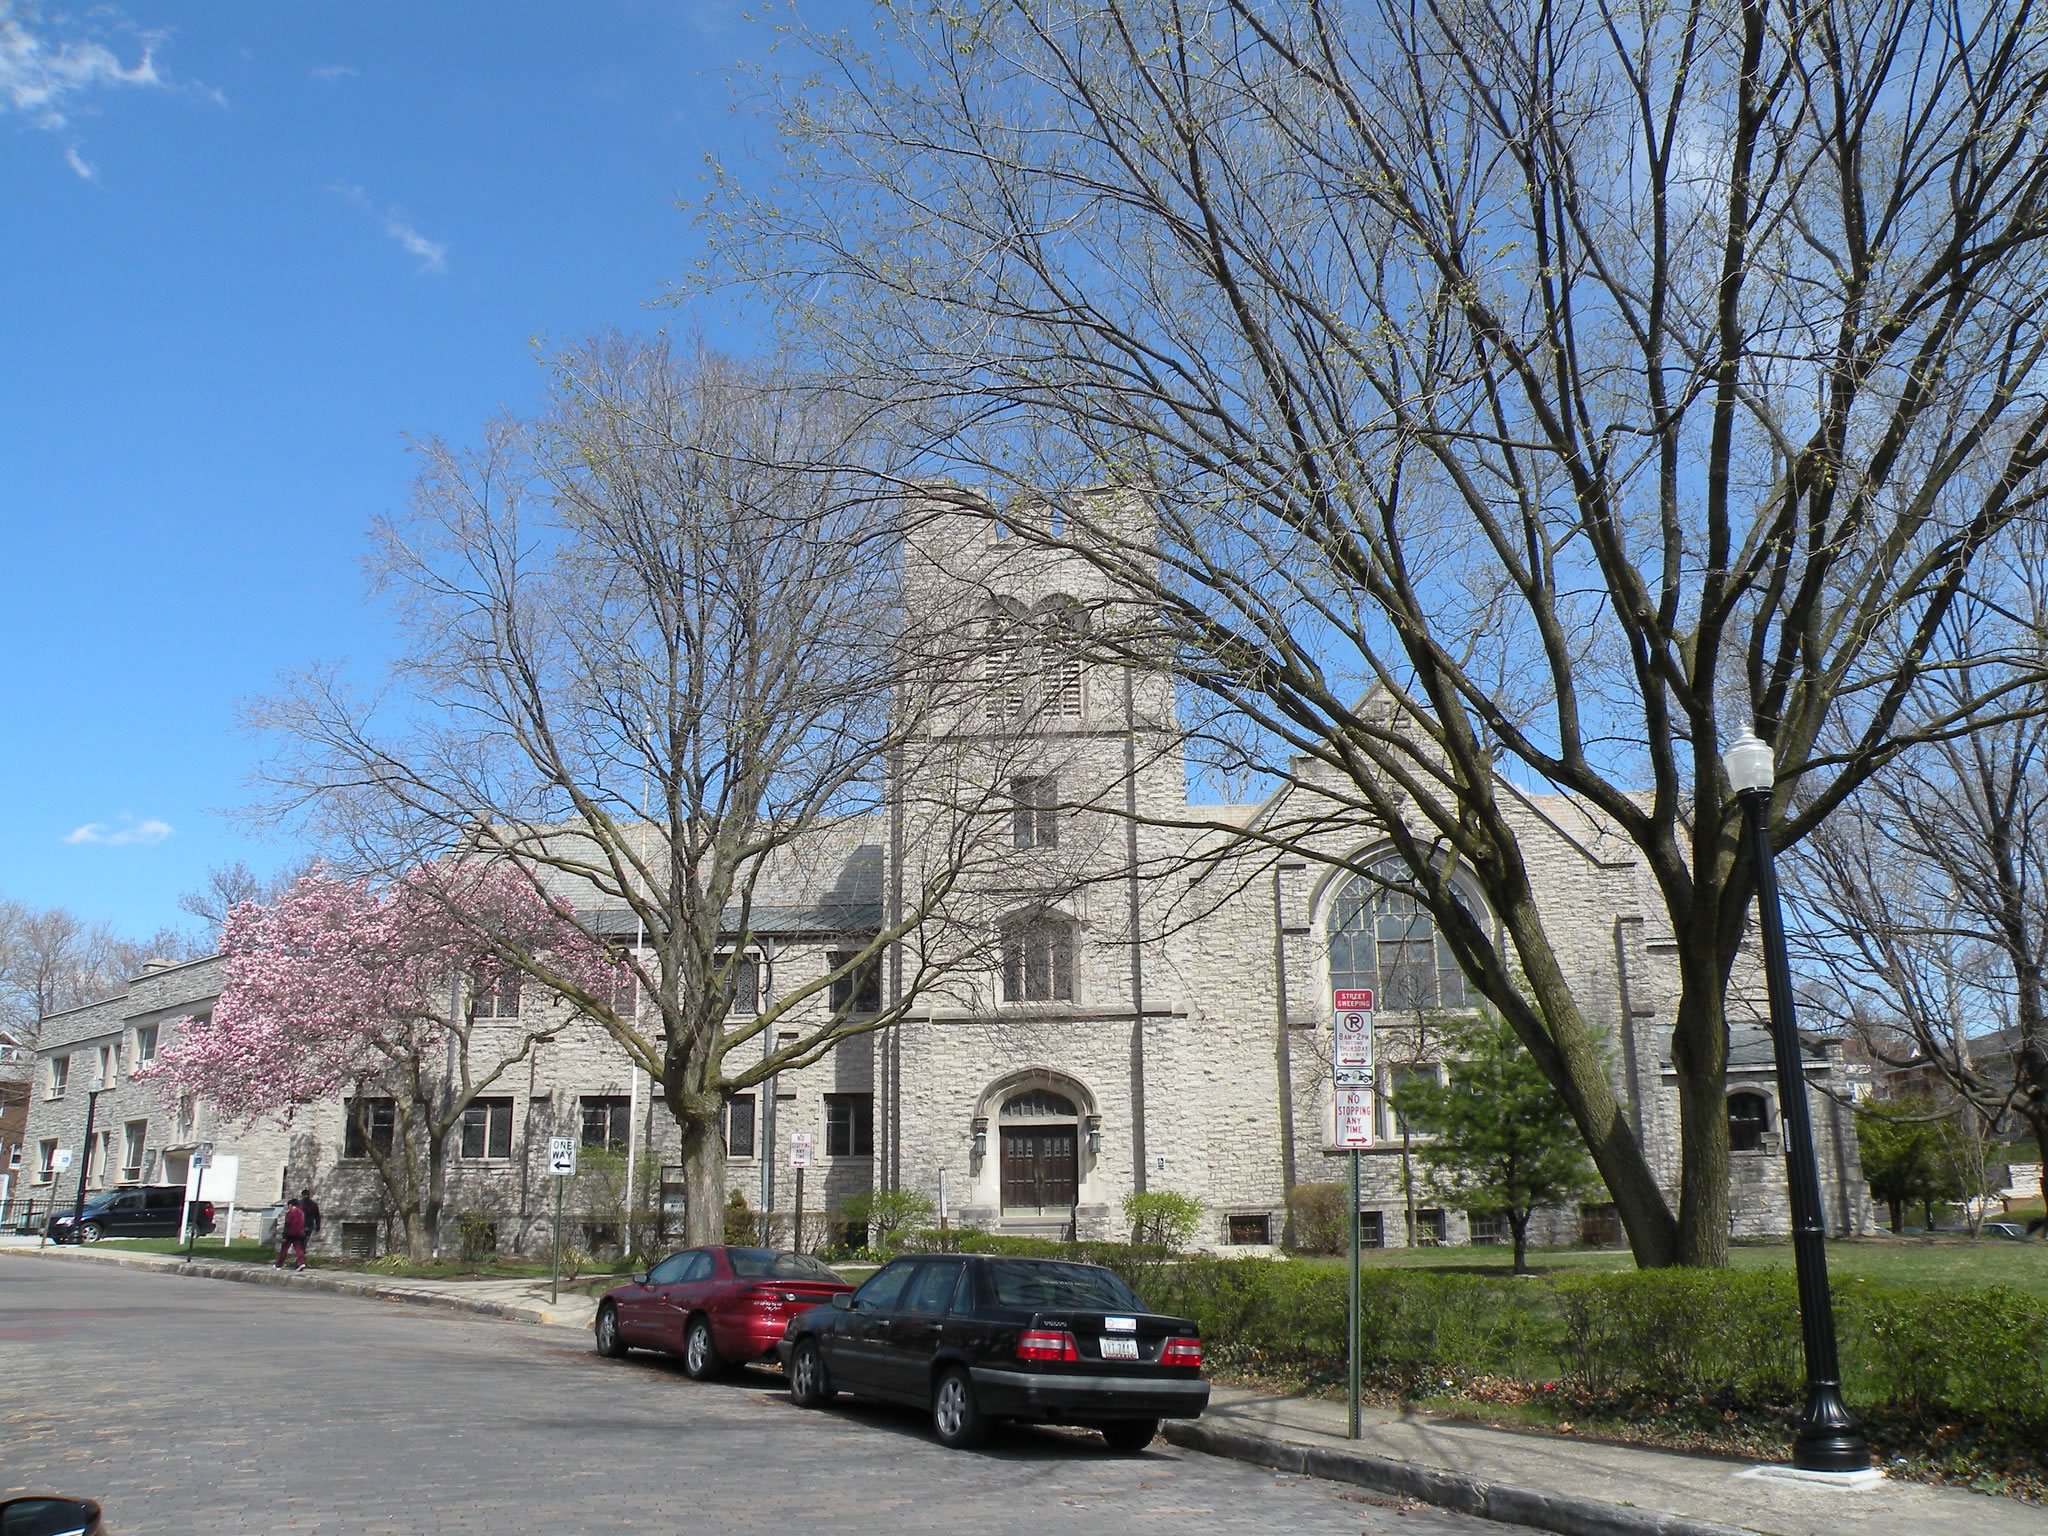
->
(1288, 1233), (2048, 1293)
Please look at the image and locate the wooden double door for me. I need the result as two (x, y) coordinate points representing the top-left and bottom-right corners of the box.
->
(1000, 1124), (1078, 1211)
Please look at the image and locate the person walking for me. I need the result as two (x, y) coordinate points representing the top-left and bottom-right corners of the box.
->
(299, 1188), (323, 1245)
(274, 1196), (308, 1271)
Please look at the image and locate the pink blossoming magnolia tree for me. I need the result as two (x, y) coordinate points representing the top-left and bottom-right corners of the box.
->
(145, 864), (623, 1259)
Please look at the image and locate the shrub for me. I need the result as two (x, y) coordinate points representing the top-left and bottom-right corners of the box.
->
(723, 1190), (765, 1246)
(840, 1188), (936, 1247)
(1124, 1189), (1203, 1249)
(456, 1211), (499, 1262)
(1286, 1183), (1347, 1254)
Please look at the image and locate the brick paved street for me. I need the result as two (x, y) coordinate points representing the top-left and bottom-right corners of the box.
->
(0, 1255), (1541, 1535)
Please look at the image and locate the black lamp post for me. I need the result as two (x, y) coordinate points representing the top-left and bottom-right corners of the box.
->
(1722, 727), (1872, 1474)
(69, 1075), (106, 1232)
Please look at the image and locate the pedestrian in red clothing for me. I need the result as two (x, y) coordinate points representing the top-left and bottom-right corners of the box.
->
(274, 1198), (308, 1271)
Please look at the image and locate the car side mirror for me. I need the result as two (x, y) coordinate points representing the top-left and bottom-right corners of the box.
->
(831, 1291), (854, 1311)
(1, 1496), (104, 1535)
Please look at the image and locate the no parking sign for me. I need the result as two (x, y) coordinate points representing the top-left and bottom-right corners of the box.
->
(1332, 988), (1375, 1068)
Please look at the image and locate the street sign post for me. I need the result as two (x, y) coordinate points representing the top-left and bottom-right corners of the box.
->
(1331, 988), (1374, 1441)
(547, 1137), (577, 1302)
(789, 1133), (814, 1254)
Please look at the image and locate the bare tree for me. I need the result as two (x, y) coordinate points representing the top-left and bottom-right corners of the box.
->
(1789, 544), (2048, 1181)
(248, 336), (1064, 1243)
(717, 0), (2048, 1264)
(177, 858), (317, 945)
(0, 899), (202, 1043)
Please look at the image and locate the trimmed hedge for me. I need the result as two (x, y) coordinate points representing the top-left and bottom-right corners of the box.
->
(894, 1242), (2048, 1440)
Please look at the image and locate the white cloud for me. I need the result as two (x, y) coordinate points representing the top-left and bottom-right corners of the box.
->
(0, 2), (162, 132)
(331, 182), (448, 273)
(63, 141), (95, 180)
(64, 815), (173, 847)
(309, 64), (356, 81)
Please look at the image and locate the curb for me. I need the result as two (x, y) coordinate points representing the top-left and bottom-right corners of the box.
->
(1163, 1420), (1756, 1536)
(0, 1243), (592, 1331)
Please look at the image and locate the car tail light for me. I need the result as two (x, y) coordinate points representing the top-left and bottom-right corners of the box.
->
(1016, 1329), (1080, 1362)
(744, 1288), (785, 1310)
(1161, 1337), (1203, 1368)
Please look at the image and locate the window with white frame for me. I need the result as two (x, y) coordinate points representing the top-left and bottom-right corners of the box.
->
(47, 1055), (68, 1098)
(96, 1043), (115, 1087)
(36, 1139), (57, 1183)
(132, 1023), (158, 1068)
(1001, 916), (1075, 1003)
(1327, 857), (1481, 1012)
(122, 1120), (149, 1184)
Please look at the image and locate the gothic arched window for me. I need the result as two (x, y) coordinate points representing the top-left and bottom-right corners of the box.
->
(1327, 857), (1479, 1012)
(1002, 916), (1075, 1002)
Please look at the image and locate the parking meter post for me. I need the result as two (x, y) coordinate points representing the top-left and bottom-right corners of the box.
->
(1348, 1147), (1362, 1439)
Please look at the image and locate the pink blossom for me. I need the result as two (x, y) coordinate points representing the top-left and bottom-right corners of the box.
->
(142, 863), (623, 1122)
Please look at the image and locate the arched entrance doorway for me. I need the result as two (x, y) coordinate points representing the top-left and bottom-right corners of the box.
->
(998, 1087), (1080, 1215)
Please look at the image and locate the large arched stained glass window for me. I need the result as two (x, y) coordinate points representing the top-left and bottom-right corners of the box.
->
(1327, 857), (1479, 1012)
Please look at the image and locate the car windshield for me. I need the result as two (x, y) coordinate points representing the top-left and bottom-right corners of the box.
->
(727, 1248), (842, 1282)
(986, 1260), (1144, 1312)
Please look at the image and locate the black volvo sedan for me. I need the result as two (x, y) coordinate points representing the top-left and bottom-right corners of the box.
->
(777, 1253), (1208, 1450)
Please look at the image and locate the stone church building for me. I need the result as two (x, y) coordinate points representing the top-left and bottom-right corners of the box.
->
(19, 503), (1868, 1256)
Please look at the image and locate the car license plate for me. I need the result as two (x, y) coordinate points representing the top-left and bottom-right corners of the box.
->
(1099, 1336), (1140, 1360)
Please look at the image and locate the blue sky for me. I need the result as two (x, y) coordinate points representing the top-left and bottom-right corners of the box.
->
(0, 1), (808, 938)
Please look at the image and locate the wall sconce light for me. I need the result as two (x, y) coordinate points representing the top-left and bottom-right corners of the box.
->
(1085, 1115), (1102, 1156)
(972, 1117), (989, 1159)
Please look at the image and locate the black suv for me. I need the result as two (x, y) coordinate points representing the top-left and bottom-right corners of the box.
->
(47, 1186), (213, 1244)
(778, 1254), (1208, 1451)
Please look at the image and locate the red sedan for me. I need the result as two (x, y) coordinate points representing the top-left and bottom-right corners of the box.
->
(594, 1246), (852, 1378)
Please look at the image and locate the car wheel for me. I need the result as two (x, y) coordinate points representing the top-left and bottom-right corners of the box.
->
(789, 1338), (836, 1407)
(1100, 1418), (1160, 1453)
(931, 1365), (988, 1449)
(683, 1315), (725, 1380)
(594, 1303), (627, 1359)
(79, 1222), (103, 1243)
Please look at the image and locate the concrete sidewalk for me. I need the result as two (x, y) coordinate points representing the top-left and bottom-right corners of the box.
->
(1172, 1385), (2048, 1536)
(0, 1233), (600, 1330)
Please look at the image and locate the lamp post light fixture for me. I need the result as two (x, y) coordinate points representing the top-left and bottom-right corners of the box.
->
(1722, 727), (1872, 1474)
